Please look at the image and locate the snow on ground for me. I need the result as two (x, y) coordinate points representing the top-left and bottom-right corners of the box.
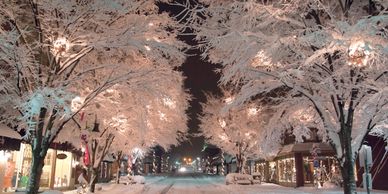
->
(19, 174), (388, 194)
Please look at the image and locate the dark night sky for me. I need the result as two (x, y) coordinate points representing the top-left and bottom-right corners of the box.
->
(168, 51), (221, 161)
(158, 2), (221, 161)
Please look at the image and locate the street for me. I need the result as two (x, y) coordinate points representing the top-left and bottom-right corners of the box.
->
(60, 173), (388, 194)
(140, 173), (229, 194)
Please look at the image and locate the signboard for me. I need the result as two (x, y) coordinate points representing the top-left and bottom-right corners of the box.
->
(57, 153), (67, 160)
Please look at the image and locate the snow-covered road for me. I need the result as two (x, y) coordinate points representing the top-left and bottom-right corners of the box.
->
(60, 173), (388, 194)
(140, 173), (230, 194)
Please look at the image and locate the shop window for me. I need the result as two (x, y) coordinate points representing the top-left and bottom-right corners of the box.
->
(0, 150), (19, 192)
(54, 151), (72, 188)
(17, 144), (54, 190)
(269, 161), (277, 182)
(254, 162), (266, 182)
(277, 158), (295, 183)
(303, 156), (340, 185)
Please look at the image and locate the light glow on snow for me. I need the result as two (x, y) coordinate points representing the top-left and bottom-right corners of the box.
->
(71, 96), (84, 112)
(250, 50), (281, 70)
(247, 107), (259, 116)
(219, 134), (227, 141)
(158, 111), (167, 121)
(224, 97), (234, 105)
(162, 97), (176, 109)
(52, 37), (70, 56)
(110, 115), (128, 132)
(348, 40), (372, 67)
(218, 119), (226, 128)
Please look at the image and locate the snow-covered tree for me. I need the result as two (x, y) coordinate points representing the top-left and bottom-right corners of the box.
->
(183, 0), (388, 193)
(200, 92), (267, 173)
(57, 68), (189, 191)
(0, 1), (186, 193)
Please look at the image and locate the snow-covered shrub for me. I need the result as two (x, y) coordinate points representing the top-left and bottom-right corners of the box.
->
(323, 181), (339, 189)
(132, 175), (145, 184)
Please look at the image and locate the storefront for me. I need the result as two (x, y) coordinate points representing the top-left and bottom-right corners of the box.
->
(252, 160), (269, 182)
(8, 143), (79, 192)
(277, 156), (296, 186)
(99, 154), (115, 182)
(0, 124), (22, 193)
(274, 142), (337, 187)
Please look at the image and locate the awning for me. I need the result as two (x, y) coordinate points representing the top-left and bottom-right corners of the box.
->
(0, 124), (22, 140)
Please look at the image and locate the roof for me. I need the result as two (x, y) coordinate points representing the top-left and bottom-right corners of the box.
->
(277, 142), (334, 157)
(0, 124), (22, 140)
(103, 153), (116, 162)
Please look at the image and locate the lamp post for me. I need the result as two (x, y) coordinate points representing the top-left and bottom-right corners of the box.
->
(359, 144), (372, 193)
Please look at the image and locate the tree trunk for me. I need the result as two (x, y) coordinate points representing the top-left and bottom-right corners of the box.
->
(26, 148), (47, 194)
(236, 154), (243, 174)
(339, 125), (356, 194)
(235, 143), (244, 174)
(115, 165), (120, 184)
(241, 156), (247, 174)
(341, 158), (356, 194)
(89, 168), (99, 193)
(115, 151), (122, 184)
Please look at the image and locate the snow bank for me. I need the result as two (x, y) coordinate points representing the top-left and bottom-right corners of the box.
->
(132, 175), (145, 184)
(225, 173), (253, 185)
(42, 191), (64, 194)
(322, 181), (339, 189)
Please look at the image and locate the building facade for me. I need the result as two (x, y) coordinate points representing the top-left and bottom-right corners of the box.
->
(0, 143), (80, 192)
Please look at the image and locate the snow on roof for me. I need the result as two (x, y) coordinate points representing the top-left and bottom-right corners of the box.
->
(0, 124), (22, 140)
(278, 142), (334, 157)
(103, 153), (116, 162)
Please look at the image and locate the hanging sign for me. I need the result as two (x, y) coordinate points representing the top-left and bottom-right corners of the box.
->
(57, 153), (67, 159)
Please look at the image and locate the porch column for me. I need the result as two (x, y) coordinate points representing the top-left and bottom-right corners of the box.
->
(265, 161), (270, 182)
(294, 153), (304, 187)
